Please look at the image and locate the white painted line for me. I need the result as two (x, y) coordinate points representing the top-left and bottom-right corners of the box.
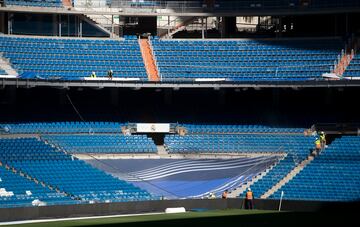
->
(0, 212), (164, 226)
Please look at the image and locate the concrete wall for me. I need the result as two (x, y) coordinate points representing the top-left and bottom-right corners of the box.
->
(1, 199), (359, 222)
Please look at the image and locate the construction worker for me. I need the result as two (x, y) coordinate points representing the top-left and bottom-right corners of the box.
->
(245, 188), (254, 209)
(90, 71), (97, 78)
(314, 137), (321, 155)
(107, 69), (113, 80)
(319, 131), (326, 149)
(222, 190), (228, 199)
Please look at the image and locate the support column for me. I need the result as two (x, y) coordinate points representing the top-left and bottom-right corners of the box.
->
(167, 16), (170, 37)
(59, 15), (62, 37)
(79, 17), (82, 37)
(201, 17), (205, 39)
(111, 15), (114, 38)
(205, 17), (208, 38)
(7, 13), (13, 35)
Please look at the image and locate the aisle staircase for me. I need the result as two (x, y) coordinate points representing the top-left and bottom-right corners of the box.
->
(139, 38), (160, 81)
(261, 155), (314, 198)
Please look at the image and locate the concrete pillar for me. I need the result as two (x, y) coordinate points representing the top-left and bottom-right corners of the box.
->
(79, 17), (82, 37)
(201, 17), (205, 39)
(7, 13), (13, 34)
(59, 15), (62, 37)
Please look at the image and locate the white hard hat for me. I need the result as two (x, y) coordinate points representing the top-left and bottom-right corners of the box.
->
(248, 188), (251, 191)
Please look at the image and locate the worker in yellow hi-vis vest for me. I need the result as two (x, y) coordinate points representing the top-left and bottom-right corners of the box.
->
(314, 137), (321, 155)
(319, 131), (326, 149)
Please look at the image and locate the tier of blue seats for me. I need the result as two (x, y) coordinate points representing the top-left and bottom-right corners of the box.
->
(0, 69), (7, 75)
(152, 38), (342, 81)
(240, 155), (298, 198)
(0, 122), (123, 134)
(270, 136), (360, 201)
(0, 165), (75, 208)
(165, 134), (314, 158)
(43, 134), (157, 153)
(0, 35), (147, 80)
(0, 138), (155, 203)
(182, 124), (305, 134)
(5, 0), (62, 7)
(343, 54), (360, 78)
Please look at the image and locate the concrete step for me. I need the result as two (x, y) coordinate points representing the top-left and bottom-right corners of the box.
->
(157, 145), (168, 155)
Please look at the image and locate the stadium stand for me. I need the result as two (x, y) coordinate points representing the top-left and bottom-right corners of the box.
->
(0, 35), (147, 80)
(270, 136), (360, 201)
(0, 122), (123, 134)
(240, 155), (299, 199)
(152, 38), (343, 81)
(0, 165), (76, 208)
(343, 54), (360, 78)
(182, 124), (305, 134)
(0, 138), (156, 204)
(164, 134), (314, 158)
(43, 134), (158, 153)
(4, 0), (63, 7)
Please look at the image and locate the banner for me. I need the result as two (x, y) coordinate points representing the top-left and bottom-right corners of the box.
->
(136, 123), (170, 133)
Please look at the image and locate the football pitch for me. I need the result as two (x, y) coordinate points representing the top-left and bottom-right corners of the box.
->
(1, 209), (356, 227)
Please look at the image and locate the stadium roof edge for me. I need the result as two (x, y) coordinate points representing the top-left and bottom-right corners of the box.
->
(1, 6), (360, 17)
(2, 79), (360, 89)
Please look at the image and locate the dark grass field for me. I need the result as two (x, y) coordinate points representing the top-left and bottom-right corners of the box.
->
(2, 209), (357, 227)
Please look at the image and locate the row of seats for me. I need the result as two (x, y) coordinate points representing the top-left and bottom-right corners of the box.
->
(43, 134), (158, 153)
(165, 134), (314, 158)
(270, 136), (360, 201)
(5, 0), (62, 7)
(0, 138), (156, 205)
(152, 38), (342, 81)
(343, 54), (360, 78)
(239, 155), (298, 198)
(181, 124), (305, 134)
(0, 35), (147, 80)
(0, 165), (76, 208)
(0, 122), (124, 134)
